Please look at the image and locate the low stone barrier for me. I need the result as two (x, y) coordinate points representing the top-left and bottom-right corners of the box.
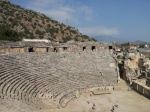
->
(132, 82), (150, 99)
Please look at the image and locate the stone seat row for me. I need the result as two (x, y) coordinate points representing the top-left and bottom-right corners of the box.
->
(0, 51), (118, 108)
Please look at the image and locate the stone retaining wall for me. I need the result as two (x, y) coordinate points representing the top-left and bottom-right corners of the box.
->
(132, 82), (150, 99)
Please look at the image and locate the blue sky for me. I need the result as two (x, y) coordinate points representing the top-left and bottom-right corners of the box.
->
(8, 0), (150, 42)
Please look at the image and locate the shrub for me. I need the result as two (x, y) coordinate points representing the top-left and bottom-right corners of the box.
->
(8, 17), (13, 22)
(47, 24), (51, 27)
(63, 36), (72, 43)
(70, 30), (76, 34)
(74, 37), (79, 42)
(35, 29), (42, 35)
(0, 25), (21, 41)
(24, 28), (30, 34)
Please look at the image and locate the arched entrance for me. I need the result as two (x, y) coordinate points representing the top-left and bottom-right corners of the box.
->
(28, 47), (34, 52)
(91, 46), (96, 51)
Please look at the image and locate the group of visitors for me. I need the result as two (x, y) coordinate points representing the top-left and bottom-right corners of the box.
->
(111, 101), (119, 112)
(86, 98), (96, 110)
(87, 99), (119, 111)
(87, 92), (119, 111)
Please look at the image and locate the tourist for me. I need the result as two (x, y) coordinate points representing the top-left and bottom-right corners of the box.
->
(90, 91), (92, 96)
(111, 105), (115, 112)
(87, 99), (90, 104)
(127, 84), (133, 91)
(130, 85), (133, 91)
(127, 85), (131, 91)
(92, 103), (96, 110)
(115, 101), (119, 108)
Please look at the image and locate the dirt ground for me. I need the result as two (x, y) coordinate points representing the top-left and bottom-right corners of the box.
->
(45, 79), (150, 112)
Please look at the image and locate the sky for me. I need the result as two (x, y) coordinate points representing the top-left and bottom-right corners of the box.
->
(8, 0), (150, 43)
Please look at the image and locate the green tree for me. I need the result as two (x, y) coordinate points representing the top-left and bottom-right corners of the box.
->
(35, 29), (42, 35)
(0, 25), (21, 41)
(24, 28), (30, 34)
(139, 44), (145, 48)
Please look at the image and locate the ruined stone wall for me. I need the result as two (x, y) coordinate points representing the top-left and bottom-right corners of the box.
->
(132, 82), (150, 99)
(0, 47), (5, 54)
(146, 72), (150, 87)
(120, 51), (150, 99)
(121, 52), (140, 83)
(5, 48), (10, 53)
(121, 67), (127, 81)
(9, 48), (24, 53)
(35, 48), (47, 52)
(0, 47), (25, 54)
(19, 48), (24, 53)
(140, 52), (150, 58)
(0, 41), (112, 54)
(125, 52), (140, 69)
(120, 52), (149, 81)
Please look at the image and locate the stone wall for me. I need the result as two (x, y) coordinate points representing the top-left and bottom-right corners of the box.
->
(0, 41), (110, 54)
(35, 47), (47, 52)
(132, 82), (150, 99)
(143, 54), (150, 58)
(9, 47), (24, 53)
(0, 47), (5, 54)
(125, 52), (140, 69)
(0, 47), (25, 54)
(146, 72), (150, 87)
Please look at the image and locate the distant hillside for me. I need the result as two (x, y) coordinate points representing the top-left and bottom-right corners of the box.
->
(130, 40), (150, 46)
(0, 0), (96, 42)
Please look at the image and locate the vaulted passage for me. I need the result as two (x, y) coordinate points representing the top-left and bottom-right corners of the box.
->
(54, 48), (57, 52)
(63, 47), (67, 51)
(109, 46), (113, 50)
(91, 46), (96, 51)
(46, 48), (49, 52)
(28, 47), (34, 52)
(83, 46), (86, 51)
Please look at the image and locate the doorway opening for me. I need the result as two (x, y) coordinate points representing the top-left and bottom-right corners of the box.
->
(109, 46), (113, 50)
(83, 46), (86, 51)
(28, 47), (34, 52)
(63, 47), (67, 51)
(46, 48), (49, 52)
(91, 46), (96, 51)
(54, 48), (57, 52)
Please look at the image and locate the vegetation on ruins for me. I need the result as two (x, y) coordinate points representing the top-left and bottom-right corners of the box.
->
(0, 0), (97, 42)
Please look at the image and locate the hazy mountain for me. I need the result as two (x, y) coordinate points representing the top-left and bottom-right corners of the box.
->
(130, 40), (150, 46)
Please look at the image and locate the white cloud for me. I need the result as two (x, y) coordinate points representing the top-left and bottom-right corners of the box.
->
(78, 26), (119, 36)
(79, 5), (92, 15)
(27, 0), (93, 24)
(78, 5), (93, 21)
(26, 1), (119, 37)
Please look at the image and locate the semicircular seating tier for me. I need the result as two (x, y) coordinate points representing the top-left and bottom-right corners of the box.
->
(0, 50), (118, 109)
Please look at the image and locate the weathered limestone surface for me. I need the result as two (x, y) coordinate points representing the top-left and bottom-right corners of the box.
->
(0, 50), (118, 109)
(120, 50), (150, 99)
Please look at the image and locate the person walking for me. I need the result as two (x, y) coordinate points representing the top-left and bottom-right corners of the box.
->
(92, 103), (96, 110)
(87, 99), (90, 104)
(115, 101), (119, 108)
(111, 105), (115, 112)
